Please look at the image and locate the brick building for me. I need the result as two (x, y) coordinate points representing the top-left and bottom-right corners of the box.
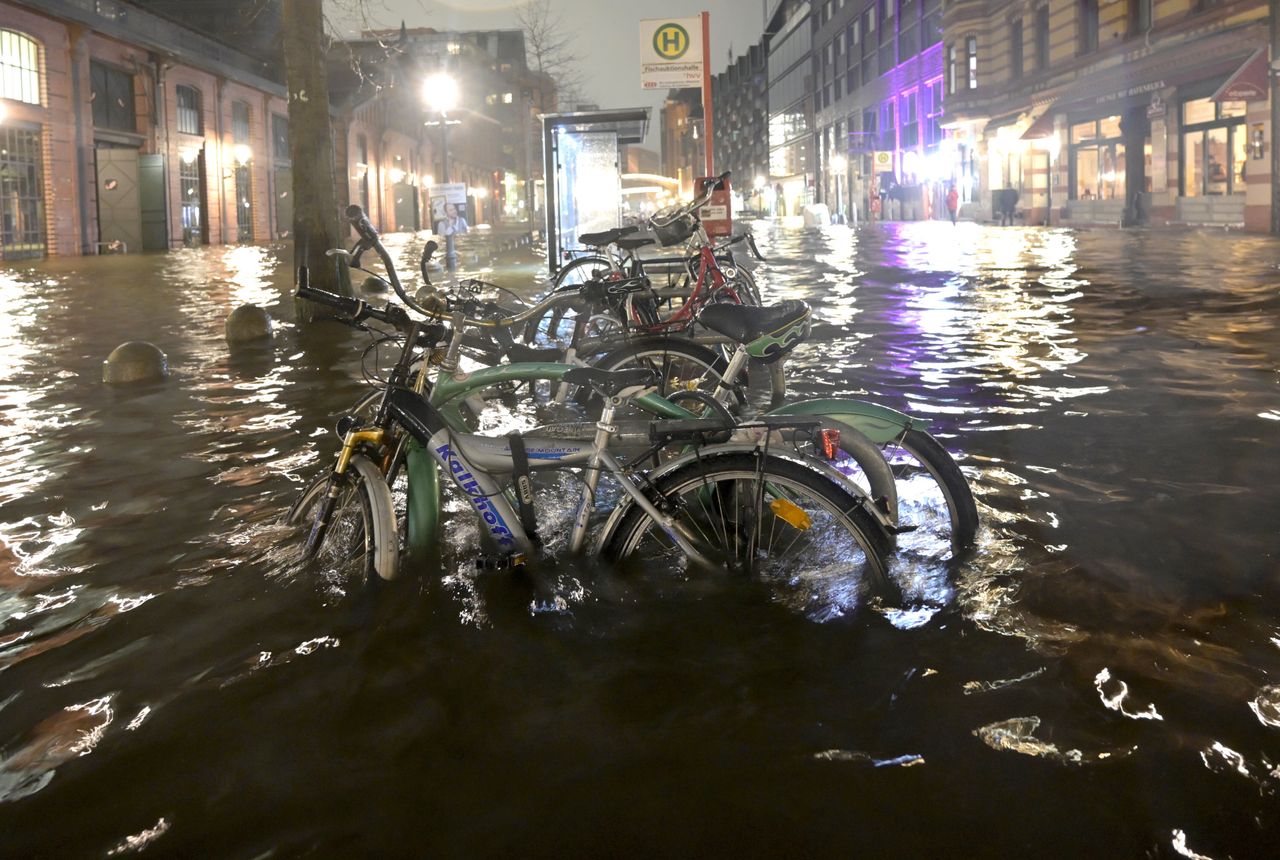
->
(0, 2), (553, 259)
(0, 0), (293, 260)
(942, 0), (1272, 229)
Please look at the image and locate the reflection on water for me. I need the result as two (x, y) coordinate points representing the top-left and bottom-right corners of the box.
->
(1, 225), (1278, 855)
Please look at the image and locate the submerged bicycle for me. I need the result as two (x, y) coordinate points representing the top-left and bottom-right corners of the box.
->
(285, 268), (895, 601)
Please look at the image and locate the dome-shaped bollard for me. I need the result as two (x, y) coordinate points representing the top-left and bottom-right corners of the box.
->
(103, 341), (168, 384)
(225, 304), (273, 343)
(360, 275), (387, 293)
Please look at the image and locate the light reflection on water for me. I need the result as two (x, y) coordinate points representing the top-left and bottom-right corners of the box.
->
(0, 225), (1278, 855)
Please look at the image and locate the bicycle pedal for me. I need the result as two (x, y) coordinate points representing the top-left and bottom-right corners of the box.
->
(886, 522), (920, 535)
(474, 552), (528, 572)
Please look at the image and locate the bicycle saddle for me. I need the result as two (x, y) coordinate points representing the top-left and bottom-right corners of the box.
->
(697, 300), (812, 363)
(562, 366), (657, 397)
(578, 226), (638, 247)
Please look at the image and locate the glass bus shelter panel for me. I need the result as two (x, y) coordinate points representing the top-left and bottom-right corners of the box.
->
(555, 129), (621, 254)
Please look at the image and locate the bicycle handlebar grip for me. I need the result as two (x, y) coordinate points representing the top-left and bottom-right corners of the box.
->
(296, 284), (364, 319)
(345, 204), (378, 241)
(714, 170), (731, 189)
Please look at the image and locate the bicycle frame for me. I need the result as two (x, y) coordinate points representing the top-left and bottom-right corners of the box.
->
(387, 386), (717, 566)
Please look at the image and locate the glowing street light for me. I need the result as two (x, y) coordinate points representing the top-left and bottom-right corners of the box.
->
(423, 71), (461, 270)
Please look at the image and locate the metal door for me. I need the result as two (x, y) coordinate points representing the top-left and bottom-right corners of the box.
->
(393, 182), (418, 232)
(139, 153), (168, 251)
(94, 147), (142, 252)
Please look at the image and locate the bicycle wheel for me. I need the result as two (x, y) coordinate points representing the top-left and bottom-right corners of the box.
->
(728, 265), (762, 306)
(287, 454), (399, 583)
(588, 338), (747, 410)
(603, 452), (896, 609)
(522, 256), (612, 344)
(880, 429), (978, 558)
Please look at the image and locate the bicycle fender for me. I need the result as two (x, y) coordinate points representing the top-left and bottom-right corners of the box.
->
(350, 454), (400, 581)
(405, 440), (441, 560)
(765, 398), (929, 444)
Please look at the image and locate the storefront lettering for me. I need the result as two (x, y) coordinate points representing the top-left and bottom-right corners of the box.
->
(1096, 80), (1166, 106)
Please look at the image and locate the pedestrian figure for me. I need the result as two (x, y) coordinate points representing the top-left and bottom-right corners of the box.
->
(946, 185), (959, 225)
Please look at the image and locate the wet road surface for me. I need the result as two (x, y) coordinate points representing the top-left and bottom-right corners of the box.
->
(0, 224), (1277, 856)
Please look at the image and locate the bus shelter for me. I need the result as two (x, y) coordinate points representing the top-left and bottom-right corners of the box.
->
(541, 108), (650, 275)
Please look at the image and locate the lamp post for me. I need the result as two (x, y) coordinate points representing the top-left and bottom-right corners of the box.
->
(830, 155), (847, 224)
(424, 72), (460, 270)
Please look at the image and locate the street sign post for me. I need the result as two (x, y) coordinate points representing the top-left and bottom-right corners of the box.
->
(640, 18), (704, 89)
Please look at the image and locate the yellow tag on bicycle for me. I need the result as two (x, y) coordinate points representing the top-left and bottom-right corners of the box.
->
(770, 498), (812, 530)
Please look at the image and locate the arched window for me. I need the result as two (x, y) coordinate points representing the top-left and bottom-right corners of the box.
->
(0, 30), (41, 105)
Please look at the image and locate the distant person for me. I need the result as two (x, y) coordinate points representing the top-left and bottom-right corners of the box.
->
(436, 200), (468, 236)
(775, 182), (785, 217)
(946, 185), (959, 225)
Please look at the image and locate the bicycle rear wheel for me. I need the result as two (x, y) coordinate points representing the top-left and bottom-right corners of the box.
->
(603, 452), (896, 611)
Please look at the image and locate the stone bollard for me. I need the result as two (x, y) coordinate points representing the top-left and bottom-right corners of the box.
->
(225, 304), (273, 344)
(103, 341), (168, 384)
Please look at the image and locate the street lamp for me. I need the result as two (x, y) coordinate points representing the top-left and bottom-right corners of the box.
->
(830, 155), (847, 224)
(423, 72), (460, 270)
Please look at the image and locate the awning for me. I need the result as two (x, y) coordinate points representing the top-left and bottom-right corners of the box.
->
(1212, 47), (1270, 102)
(1022, 102), (1057, 139)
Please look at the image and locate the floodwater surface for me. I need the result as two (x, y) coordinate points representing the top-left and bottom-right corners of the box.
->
(0, 224), (1277, 857)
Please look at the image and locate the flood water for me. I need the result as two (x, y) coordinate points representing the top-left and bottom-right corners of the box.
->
(1, 224), (1278, 857)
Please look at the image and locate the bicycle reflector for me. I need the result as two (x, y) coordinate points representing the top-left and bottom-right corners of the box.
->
(770, 498), (812, 531)
(817, 427), (840, 460)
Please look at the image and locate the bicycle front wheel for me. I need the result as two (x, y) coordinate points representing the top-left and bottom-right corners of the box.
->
(603, 453), (896, 610)
(287, 454), (399, 583)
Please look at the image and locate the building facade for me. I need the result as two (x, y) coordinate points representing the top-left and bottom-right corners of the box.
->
(0, 0), (293, 260)
(942, 0), (1271, 229)
(765, 0), (815, 217)
(813, 0), (945, 221)
(711, 41), (770, 212)
(660, 88), (705, 195)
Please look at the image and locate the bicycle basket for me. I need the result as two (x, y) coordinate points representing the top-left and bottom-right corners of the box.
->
(650, 205), (697, 247)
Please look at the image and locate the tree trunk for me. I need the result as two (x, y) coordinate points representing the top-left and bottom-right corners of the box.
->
(282, 0), (346, 314)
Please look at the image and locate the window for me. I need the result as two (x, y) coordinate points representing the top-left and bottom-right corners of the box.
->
(899, 0), (919, 61)
(1079, 0), (1099, 55)
(0, 126), (45, 259)
(878, 0), (896, 75)
(1070, 115), (1125, 200)
(1130, 0), (1152, 35)
(232, 101), (251, 144)
(0, 30), (41, 105)
(1181, 98), (1248, 197)
(878, 99), (895, 151)
(1035, 6), (1050, 70)
(861, 10), (876, 85)
(1010, 18), (1023, 80)
(90, 60), (135, 131)
(923, 78), (943, 147)
(901, 91), (919, 148)
(922, 0), (942, 48)
(176, 85), (202, 135)
(862, 107), (878, 154)
(179, 150), (203, 243)
(965, 35), (977, 89)
(272, 114), (290, 161)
